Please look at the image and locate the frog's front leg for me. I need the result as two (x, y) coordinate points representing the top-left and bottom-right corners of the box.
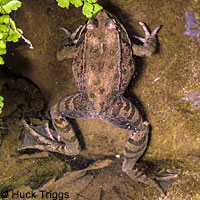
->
(132, 22), (161, 56)
(56, 25), (83, 61)
(101, 97), (176, 195)
(19, 93), (95, 155)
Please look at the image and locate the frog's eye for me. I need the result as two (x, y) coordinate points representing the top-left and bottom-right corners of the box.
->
(87, 19), (98, 30)
(106, 19), (116, 29)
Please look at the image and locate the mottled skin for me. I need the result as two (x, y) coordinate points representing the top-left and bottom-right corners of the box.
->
(19, 10), (177, 195)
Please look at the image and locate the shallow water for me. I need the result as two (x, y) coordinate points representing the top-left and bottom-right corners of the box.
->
(0, 0), (200, 199)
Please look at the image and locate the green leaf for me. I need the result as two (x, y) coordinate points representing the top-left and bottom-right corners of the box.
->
(3, 16), (10, 24)
(74, 0), (83, 7)
(0, 24), (9, 33)
(57, 0), (102, 18)
(13, 37), (18, 42)
(82, 1), (93, 18)
(0, 0), (22, 14)
(17, 27), (23, 34)
(0, 48), (6, 55)
(70, 0), (82, 7)
(10, 18), (16, 29)
(93, 3), (102, 15)
(0, 0), (14, 5)
(0, 56), (4, 65)
(56, 0), (70, 8)
(0, 96), (4, 102)
(86, 0), (97, 3)
(0, 1), (24, 65)
(0, 33), (8, 39)
(0, 96), (4, 106)
(0, 40), (6, 48)
(7, 28), (21, 42)
(69, 0), (75, 4)
(0, 15), (9, 24)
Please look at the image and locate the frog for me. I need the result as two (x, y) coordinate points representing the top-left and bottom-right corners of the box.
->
(19, 9), (177, 195)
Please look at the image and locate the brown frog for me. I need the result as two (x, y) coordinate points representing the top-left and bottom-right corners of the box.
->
(19, 9), (177, 195)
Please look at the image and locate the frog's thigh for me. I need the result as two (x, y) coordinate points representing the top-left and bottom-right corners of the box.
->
(101, 96), (142, 130)
(52, 92), (96, 119)
(49, 93), (95, 154)
(50, 92), (95, 140)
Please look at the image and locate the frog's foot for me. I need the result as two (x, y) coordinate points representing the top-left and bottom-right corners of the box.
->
(60, 25), (82, 43)
(18, 120), (80, 155)
(132, 22), (161, 56)
(152, 170), (180, 194)
(135, 22), (160, 43)
(57, 25), (83, 61)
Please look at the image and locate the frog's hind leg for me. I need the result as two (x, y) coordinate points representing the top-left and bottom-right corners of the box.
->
(50, 92), (96, 155)
(101, 97), (177, 195)
(19, 93), (95, 156)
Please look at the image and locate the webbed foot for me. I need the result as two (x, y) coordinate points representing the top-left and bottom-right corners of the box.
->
(18, 120), (80, 155)
(153, 169), (181, 195)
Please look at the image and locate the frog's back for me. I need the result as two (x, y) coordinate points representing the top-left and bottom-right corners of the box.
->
(72, 10), (135, 102)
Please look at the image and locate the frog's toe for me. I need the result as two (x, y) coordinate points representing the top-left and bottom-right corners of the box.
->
(155, 171), (179, 181)
(135, 22), (161, 43)
(59, 27), (72, 37)
(151, 25), (161, 36)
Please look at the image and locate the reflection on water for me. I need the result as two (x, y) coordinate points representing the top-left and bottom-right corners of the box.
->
(185, 10), (200, 43)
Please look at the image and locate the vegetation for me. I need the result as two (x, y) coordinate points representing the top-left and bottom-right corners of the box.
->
(0, 0), (31, 111)
(56, 0), (103, 18)
(0, 96), (3, 114)
(0, 0), (23, 65)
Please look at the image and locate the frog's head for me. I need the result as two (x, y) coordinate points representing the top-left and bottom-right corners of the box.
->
(85, 9), (122, 49)
(86, 9), (119, 32)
